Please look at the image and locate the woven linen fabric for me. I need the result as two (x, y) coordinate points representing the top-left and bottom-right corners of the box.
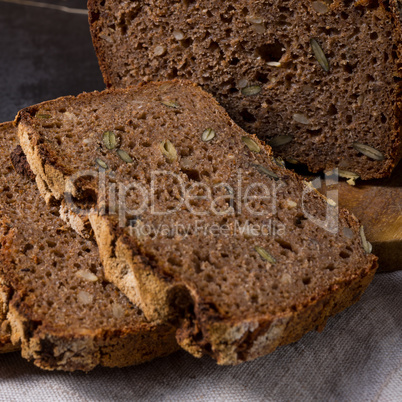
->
(0, 271), (400, 402)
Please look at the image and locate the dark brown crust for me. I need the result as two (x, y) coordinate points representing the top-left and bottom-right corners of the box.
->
(384, 0), (402, 175)
(0, 338), (17, 354)
(0, 282), (17, 354)
(88, 0), (402, 180)
(10, 146), (36, 181)
(88, 1), (112, 90)
(16, 107), (75, 177)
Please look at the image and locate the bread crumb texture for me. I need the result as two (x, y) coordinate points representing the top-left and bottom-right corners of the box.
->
(89, 0), (402, 179)
(16, 82), (378, 364)
(0, 122), (178, 372)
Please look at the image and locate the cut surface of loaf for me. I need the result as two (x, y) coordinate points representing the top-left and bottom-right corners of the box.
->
(17, 81), (378, 364)
(0, 122), (178, 372)
(88, 0), (402, 179)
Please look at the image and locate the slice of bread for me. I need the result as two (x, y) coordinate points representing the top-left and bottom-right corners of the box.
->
(0, 122), (178, 372)
(17, 81), (378, 365)
(88, 0), (402, 179)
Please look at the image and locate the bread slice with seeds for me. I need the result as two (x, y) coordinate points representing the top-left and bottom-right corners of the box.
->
(0, 122), (178, 371)
(17, 81), (378, 365)
(88, 0), (402, 179)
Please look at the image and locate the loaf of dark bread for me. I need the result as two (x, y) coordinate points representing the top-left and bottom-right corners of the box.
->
(88, 0), (402, 179)
(17, 81), (378, 365)
(0, 122), (178, 371)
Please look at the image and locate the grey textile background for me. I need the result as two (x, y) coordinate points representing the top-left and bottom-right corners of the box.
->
(0, 1), (401, 401)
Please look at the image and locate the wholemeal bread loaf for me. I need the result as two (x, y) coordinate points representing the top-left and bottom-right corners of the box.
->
(0, 122), (178, 371)
(17, 81), (378, 364)
(88, 0), (402, 180)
